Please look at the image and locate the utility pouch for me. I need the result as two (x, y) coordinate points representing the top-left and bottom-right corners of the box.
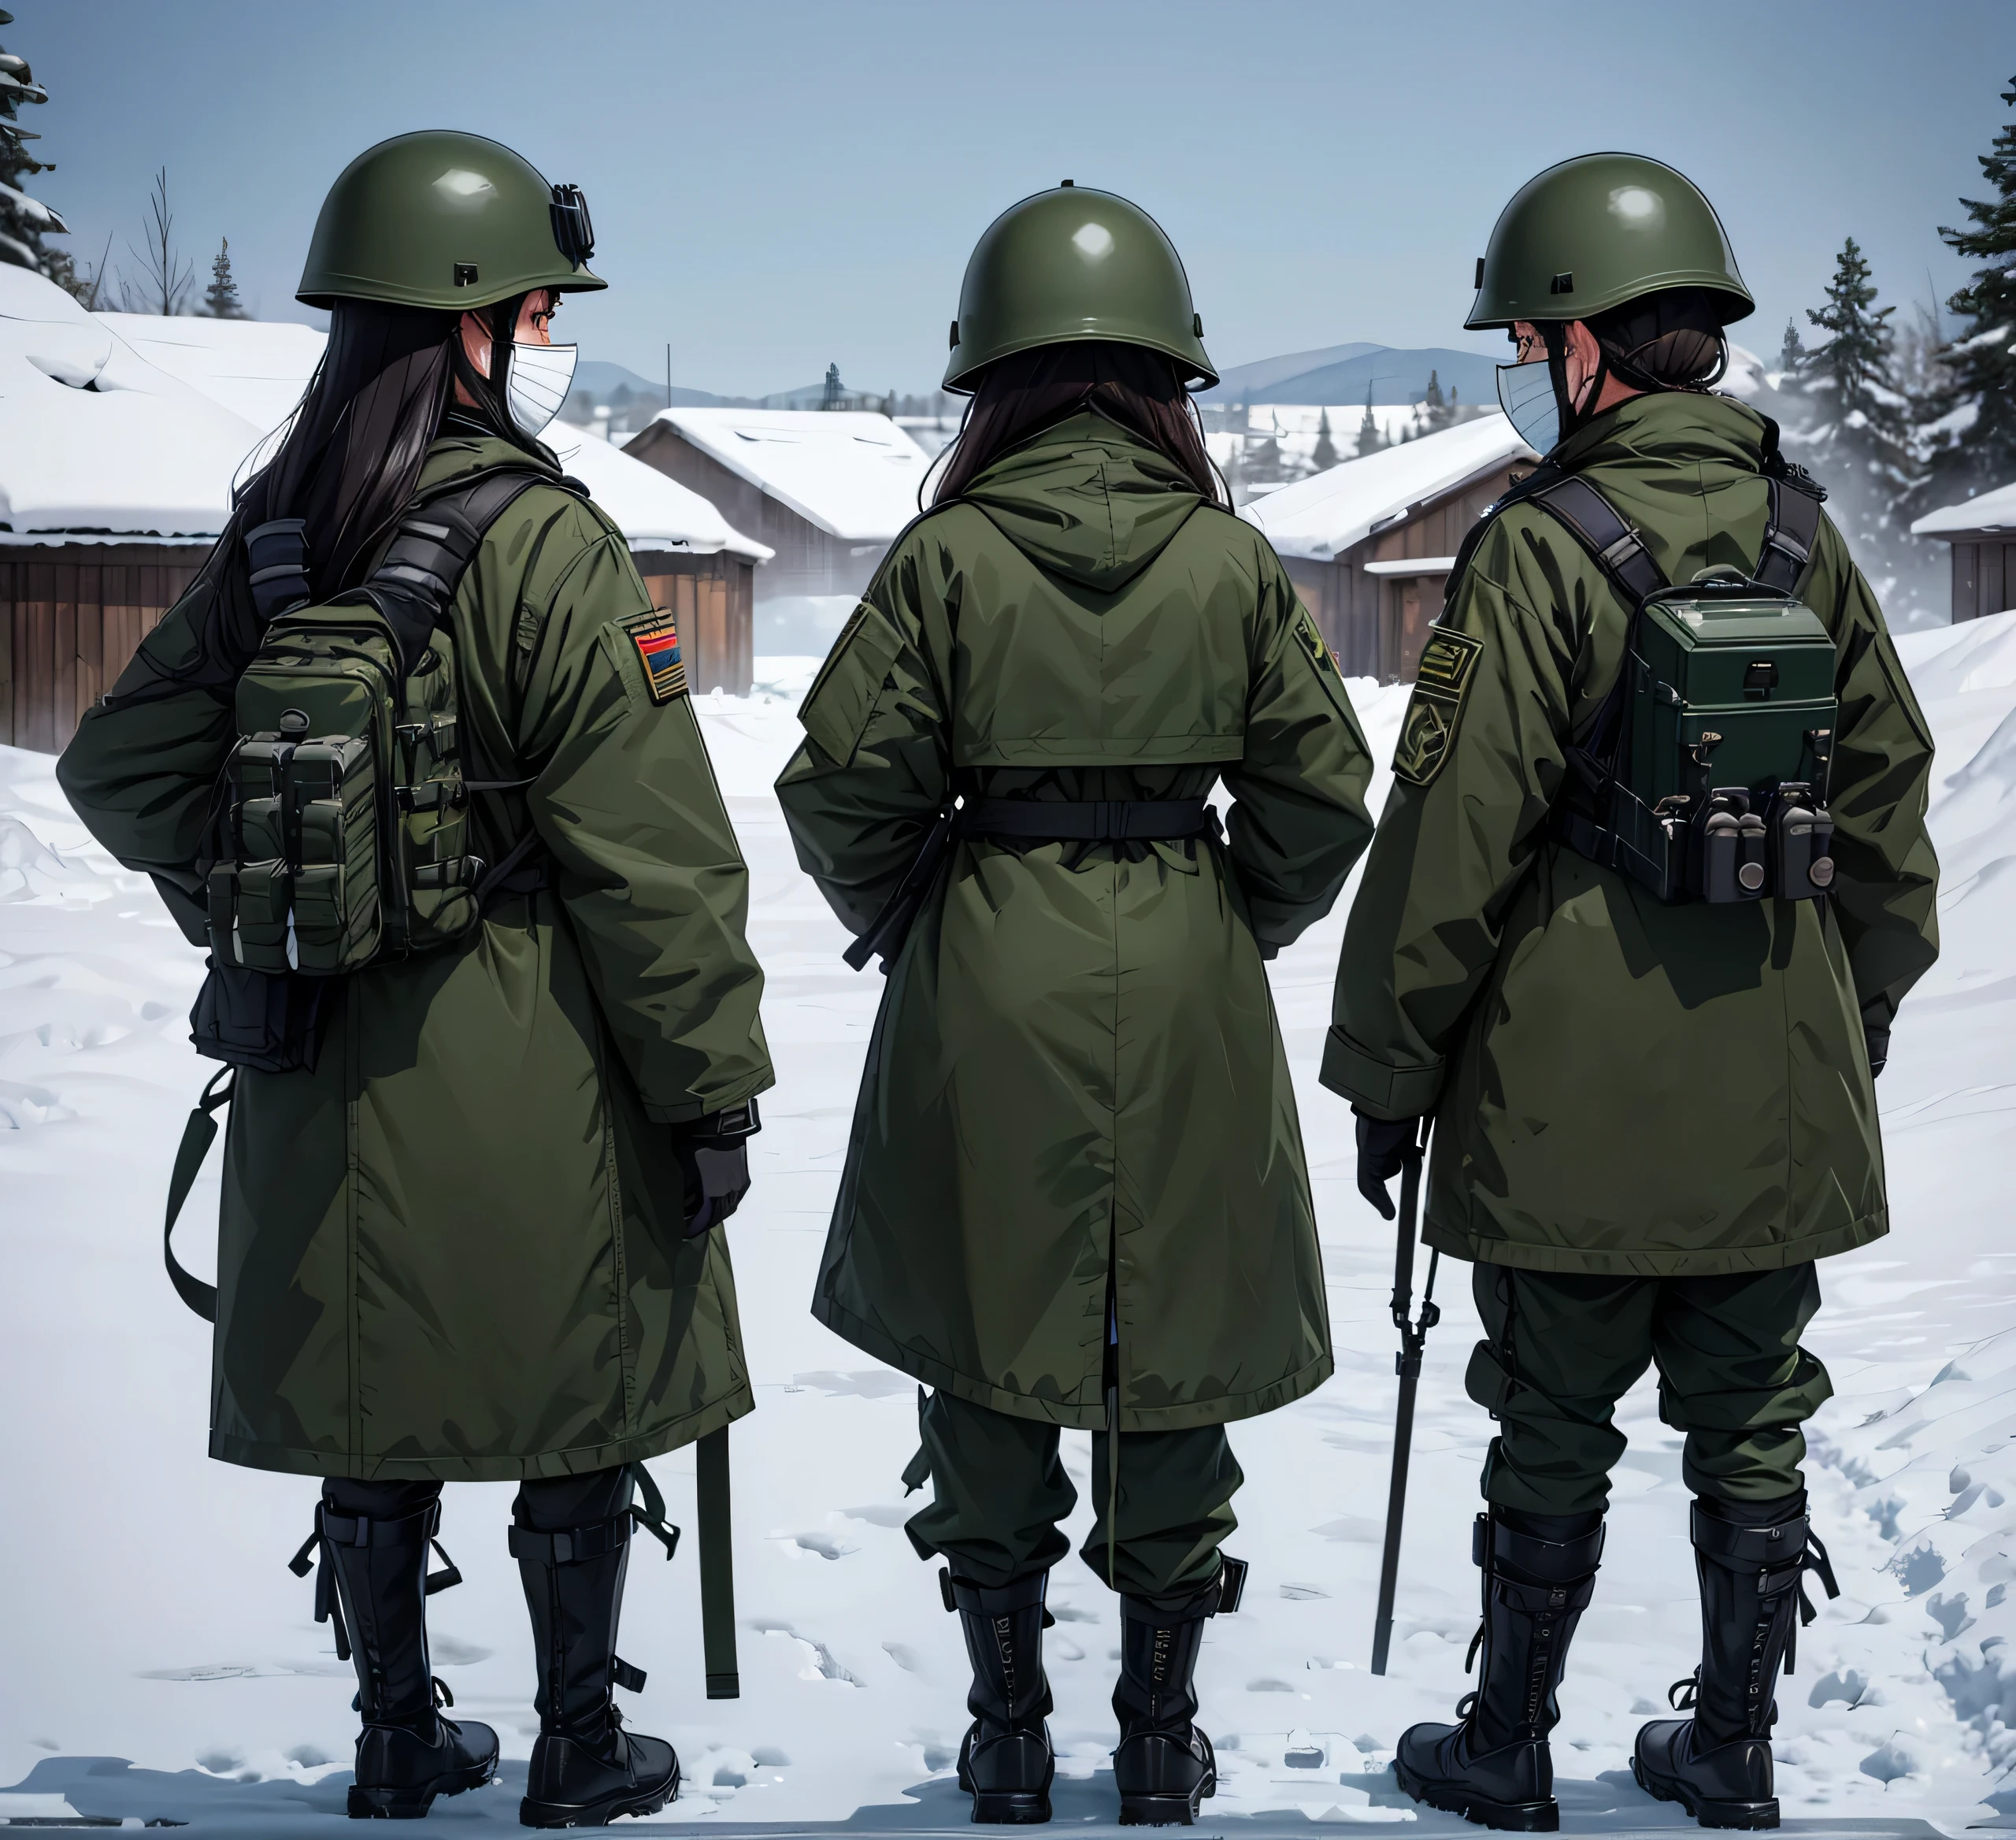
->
(1535, 464), (1840, 907)
(213, 470), (552, 982)
(190, 957), (330, 1074)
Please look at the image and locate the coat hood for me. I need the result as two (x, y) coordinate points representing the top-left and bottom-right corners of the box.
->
(958, 410), (1204, 592)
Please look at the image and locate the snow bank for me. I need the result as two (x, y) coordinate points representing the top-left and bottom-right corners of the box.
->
(3, 629), (2016, 1832)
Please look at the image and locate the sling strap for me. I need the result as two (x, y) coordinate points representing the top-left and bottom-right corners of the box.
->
(163, 1066), (233, 1322)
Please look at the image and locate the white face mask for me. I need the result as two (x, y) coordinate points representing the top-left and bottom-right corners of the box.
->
(504, 339), (578, 440)
(1495, 357), (1562, 456)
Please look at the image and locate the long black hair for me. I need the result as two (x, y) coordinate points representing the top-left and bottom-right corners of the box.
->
(241, 292), (539, 597)
(932, 340), (1225, 507)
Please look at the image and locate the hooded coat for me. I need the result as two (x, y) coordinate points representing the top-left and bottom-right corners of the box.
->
(57, 432), (773, 1480)
(776, 413), (1376, 1431)
(1325, 391), (1940, 1277)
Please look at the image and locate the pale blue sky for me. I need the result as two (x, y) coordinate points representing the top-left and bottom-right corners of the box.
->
(20, 0), (2014, 396)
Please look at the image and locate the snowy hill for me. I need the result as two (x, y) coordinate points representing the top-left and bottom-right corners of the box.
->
(2, 629), (2015, 1833)
(1201, 343), (1501, 408)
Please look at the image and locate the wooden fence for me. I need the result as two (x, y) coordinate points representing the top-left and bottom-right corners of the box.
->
(2, 542), (757, 756)
(1, 543), (206, 753)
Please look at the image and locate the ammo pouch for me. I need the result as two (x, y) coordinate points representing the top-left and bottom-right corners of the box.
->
(202, 470), (553, 999)
(1534, 465), (1840, 907)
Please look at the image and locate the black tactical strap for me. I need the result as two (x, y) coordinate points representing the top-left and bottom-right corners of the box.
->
(362, 470), (550, 675)
(956, 796), (1216, 843)
(697, 1427), (739, 1699)
(1755, 475), (1824, 595)
(243, 518), (312, 624)
(1529, 475), (1670, 610)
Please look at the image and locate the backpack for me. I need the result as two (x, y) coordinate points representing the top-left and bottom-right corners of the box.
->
(206, 469), (554, 979)
(1529, 464), (1839, 905)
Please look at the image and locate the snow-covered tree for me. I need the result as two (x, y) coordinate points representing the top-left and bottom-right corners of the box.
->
(1777, 318), (1805, 382)
(1355, 383), (1381, 457)
(1920, 72), (2016, 503)
(1311, 408), (1338, 473)
(0, 7), (73, 289)
(1781, 238), (1935, 618)
(199, 236), (246, 318)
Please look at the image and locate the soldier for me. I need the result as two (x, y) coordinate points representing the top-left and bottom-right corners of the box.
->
(57, 132), (772, 1828)
(1327, 154), (1940, 1832)
(776, 186), (1377, 1826)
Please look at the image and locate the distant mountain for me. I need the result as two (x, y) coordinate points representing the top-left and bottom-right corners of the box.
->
(572, 360), (731, 410)
(1200, 344), (1502, 408)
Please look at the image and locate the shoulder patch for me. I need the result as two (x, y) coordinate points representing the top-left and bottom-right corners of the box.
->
(1295, 604), (1345, 681)
(619, 607), (687, 704)
(1392, 628), (1484, 788)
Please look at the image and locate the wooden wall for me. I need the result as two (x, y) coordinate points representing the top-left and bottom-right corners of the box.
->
(624, 425), (892, 603)
(2, 545), (206, 753)
(1284, 460), (1527, 683)
(1949, 540), (2016, 623)
(632, 550), (756, 696)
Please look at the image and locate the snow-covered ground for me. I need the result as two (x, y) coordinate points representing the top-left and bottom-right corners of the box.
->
(2, 629), (2013, 1834)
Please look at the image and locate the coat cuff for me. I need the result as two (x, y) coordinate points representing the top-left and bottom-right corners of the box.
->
(1318, 1025), (1443, 1118)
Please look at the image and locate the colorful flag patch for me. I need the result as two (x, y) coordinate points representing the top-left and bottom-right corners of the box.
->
(621, 608), (687, 704)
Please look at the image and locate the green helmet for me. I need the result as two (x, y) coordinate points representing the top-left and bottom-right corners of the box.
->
(1466, 153), (1752, 332)
(944, 183), (1216, 393)
(298, 129), (604, 312)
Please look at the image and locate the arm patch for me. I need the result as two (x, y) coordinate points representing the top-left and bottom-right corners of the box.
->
(1392, 628), (1484, 787)
(620, 607), (688, 704)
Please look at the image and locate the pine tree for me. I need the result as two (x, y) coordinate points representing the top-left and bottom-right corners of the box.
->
(1922, 72), (2016, 500)
(199, 236), (246, 318)
(1805, 239), (1904, 433)
(0, 7), (74, 291)
(1777, 317), (1806, 380)
(1311, 408), (1338, 472)
(1355, 383), (1381, 457)
(1421, 368), (1451, 432)
(1785, 238), (1928, 614)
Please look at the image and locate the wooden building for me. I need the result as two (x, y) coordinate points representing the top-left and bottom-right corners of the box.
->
(623, 409), (933, 606)
(1243, 417), (1537, 682)
(1912, 481), (2016, 623)
(1, 539), (207, 752)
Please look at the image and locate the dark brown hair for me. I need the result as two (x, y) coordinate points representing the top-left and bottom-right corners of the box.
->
(1585, 286), (1728, 391)
(932, 340), (1225, 506)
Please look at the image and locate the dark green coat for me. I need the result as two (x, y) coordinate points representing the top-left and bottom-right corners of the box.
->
(57, 435), (772, 1480)
(1325, 393), (1940, 1278)
(776, 414), (1376, 1431)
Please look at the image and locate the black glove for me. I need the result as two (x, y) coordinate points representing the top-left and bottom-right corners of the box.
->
(671, 1098), (760, 1238)
(1354, 1110), (1423, 1221)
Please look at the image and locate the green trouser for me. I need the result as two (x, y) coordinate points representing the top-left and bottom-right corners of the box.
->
(1466, 1262), (1834, 1515)
(903, 1390), (1240, 1601)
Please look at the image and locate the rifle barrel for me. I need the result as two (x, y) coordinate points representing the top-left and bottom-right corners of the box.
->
(1369, 1146), (1426, 1675)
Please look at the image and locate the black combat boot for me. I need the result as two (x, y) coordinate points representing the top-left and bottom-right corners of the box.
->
(946, 1568), (1056, 1823)
(1394, 1508), (1605, 1834)
(302, 1493), (500, 1820)
(513, 1498), (680, 1827)
(1113, 1568), (1235, 1827)
(1633, 1493), (1838, 1831)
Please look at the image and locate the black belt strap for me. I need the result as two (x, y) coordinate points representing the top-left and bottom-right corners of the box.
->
(955, 796), (1214, 842)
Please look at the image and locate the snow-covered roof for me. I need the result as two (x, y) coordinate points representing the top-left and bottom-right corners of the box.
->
(17, 296), (762, 561)
(94, 311), (327, 432)
(1912, 480), (2016, 538)
(643, 408), (932, 542)
(0, 265), (265, 536)
(543, 425), (771, 562)
(1240, 414), (1536, 562)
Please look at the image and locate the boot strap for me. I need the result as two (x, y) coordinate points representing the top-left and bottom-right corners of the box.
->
(288, 1499), (459, 1662)
(509, 1512), (633, 1567)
